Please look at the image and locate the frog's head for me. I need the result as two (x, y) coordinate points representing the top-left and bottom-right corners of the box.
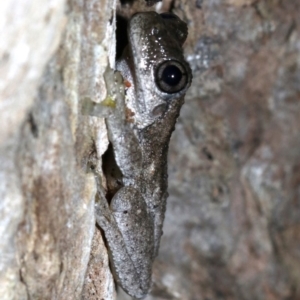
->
(117, 12), (192, 130)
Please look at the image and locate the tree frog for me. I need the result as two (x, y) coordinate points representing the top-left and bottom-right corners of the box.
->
(91, 11), (192, 299)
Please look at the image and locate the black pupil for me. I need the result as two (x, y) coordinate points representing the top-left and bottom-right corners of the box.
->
(162, 65), (182, 86)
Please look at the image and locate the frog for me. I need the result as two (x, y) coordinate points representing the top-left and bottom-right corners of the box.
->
(88, 11), (192, 299)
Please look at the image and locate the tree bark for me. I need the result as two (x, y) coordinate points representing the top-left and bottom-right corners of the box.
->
(0, 0), (115, 299)
(144, 1), (300, 300)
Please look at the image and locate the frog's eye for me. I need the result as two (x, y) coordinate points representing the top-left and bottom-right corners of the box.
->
(155, 60), (189, 94)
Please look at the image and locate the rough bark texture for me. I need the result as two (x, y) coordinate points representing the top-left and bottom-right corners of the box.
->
(0, 0), (115, 299)
(1, 0), (300, 300)
(143, 1), (300, 300)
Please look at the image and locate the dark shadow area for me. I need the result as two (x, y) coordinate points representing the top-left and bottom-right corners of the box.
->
(119, 0), (136, 6)
(116, 14), (129, 60)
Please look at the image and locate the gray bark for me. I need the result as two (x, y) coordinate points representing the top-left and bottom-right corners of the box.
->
(144, 1), (300, 299)
(0, 0), (115, 299)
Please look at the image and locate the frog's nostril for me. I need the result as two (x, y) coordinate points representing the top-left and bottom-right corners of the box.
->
(152, 103), (167, 117)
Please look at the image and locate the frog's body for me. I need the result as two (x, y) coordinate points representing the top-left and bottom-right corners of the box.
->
(94, 12), (192, 299)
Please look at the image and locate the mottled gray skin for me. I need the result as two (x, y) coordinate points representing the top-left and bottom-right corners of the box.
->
(95, 12), (192, 299)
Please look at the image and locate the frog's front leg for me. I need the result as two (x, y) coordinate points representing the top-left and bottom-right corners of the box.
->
(104, 70), (142, 184)
(92, 69), (154, 298)
(94, 178), (154, 299)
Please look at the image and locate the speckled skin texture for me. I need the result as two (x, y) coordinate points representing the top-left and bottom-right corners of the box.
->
(94, 12), (192, 299)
